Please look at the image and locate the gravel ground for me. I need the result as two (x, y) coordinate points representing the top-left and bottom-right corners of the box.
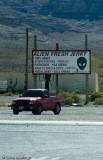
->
(0, 96), (103, 121)
(0, 96), (19, 102)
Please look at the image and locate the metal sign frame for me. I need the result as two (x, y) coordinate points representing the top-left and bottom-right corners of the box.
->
(32, 50), (91, 74)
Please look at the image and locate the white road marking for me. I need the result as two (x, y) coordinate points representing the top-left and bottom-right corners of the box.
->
(0, 120), (103, 125)
(31, 157), (61, 160)
(50, 157), (62, 160)
(31, 157), (49, 160)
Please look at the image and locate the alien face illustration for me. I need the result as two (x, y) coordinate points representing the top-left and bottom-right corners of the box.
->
(77, 57), (87, 70)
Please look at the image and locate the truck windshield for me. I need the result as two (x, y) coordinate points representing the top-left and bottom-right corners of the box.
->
(22, 90), (43, 97)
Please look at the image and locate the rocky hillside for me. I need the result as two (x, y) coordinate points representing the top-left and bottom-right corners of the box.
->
(0, 0), (103, 72)
(2, 0), (103, 20)
(40, 0), (103, 20)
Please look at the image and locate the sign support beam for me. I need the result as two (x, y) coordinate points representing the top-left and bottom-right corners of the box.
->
(34, 35), (37, 89)
(85, 35), (89, 104)
(56, 43), (59, 97)
(45, 74), (51, 91)
(24, 28), (28, 90)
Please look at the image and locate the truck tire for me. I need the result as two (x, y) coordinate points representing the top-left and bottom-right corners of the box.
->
(53, 103), (61, 115)
(32, 110), (36, 115)
(13, 109), (19, 115)
(36, 104), (42, 115)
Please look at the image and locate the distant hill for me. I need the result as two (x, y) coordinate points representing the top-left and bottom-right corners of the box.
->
(0, 0), (103, 72)
(2, 0), (103, 20)
(40, 0), (103, 20)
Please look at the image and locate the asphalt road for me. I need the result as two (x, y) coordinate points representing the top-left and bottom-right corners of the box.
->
(0, 121), (103, 160)
(1, 96), (103, 160)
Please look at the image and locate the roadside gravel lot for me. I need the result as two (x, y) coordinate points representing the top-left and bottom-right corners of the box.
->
(0, 95), (19, 102)
(0, 96), (103, 121)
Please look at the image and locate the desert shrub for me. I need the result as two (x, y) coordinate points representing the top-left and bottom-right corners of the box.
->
(73, 89), (81, 94)
(65, 97), (74, 105)
(58, 90), (67, 98)
(93, 97), (103, 105)
(65, 92), (81, 105)
(0, 91), (20, 96)
(0, 90), (6, 94)
(89, 92), (102, 101)
(72, 94), (81, 103)
(3, 92), (14, 96)
(50, 90), (56, 96)
(50, 90), (67, 97)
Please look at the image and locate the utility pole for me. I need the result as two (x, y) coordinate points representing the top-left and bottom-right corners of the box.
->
(56, 43), (59, 97)
(85, 34), (89, 104)
(34, 35), (37, 89)
(24, 28), (28, 90)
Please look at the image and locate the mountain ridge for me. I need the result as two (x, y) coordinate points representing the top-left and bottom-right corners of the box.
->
(0, 0), (103, 72)
(39, 0), (103, 20)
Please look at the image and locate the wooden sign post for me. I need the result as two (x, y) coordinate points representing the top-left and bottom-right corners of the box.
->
(24, 28), (28, 90)
(45, 74), (51, 91)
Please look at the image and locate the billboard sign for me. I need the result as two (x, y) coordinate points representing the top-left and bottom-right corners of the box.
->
(32, 50), (91, 74)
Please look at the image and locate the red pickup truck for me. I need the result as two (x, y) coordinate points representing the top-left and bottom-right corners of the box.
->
(10, 89), (64, 115)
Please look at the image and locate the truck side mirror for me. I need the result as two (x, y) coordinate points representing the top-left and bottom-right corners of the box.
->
(43, 95), (48, 98)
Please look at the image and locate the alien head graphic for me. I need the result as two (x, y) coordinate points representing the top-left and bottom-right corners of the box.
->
(77, 57), (87, 70)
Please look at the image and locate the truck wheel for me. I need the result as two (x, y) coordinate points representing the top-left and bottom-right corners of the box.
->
(53, 104), (61, 115)
(32, 110), (36, 115)
(36, 104), (42, 115)
(13, 109), (19, 115)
